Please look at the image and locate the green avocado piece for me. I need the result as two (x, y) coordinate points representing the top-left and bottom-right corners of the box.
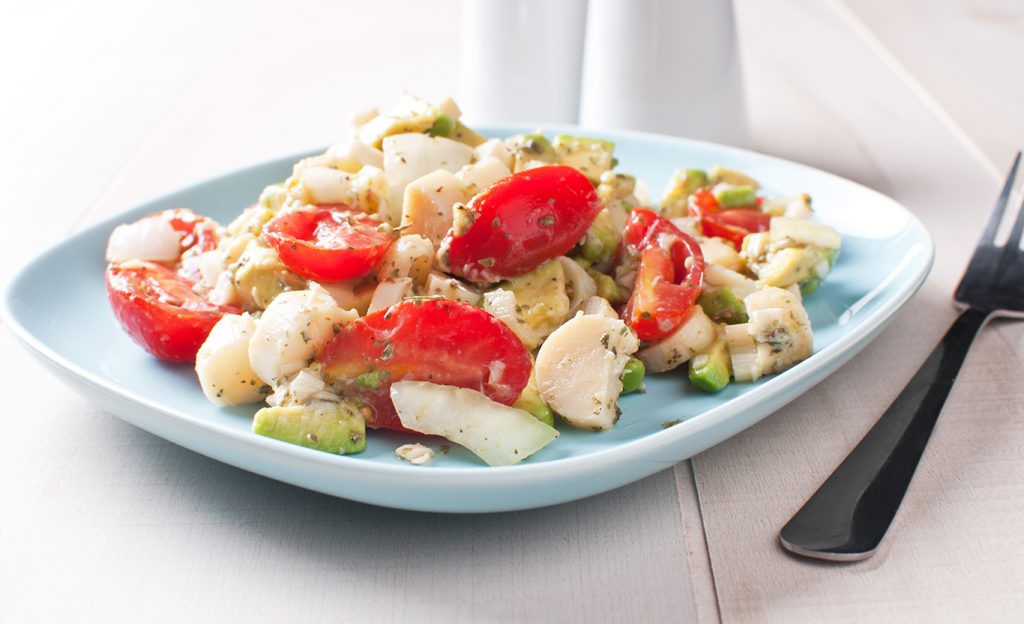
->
(799, 277), (821, 295)
(597, 171), (637, 203)
(713, 185), (757, 208)
(500, 259), (570, 330)
(253, 401), (367, 455)
(824, 247), (840, 268)
(513, 374), (556, 428)
(708, 165), (759, 189)
(450, 120), (487, 147)
(621, 358), (646, 394)
(233, 242), (307, 310)
(508, 132), (557, 172)
(579, 209), (621, 263)
(697, 288), (748, 325)
(588, 269), (626, 305)
(551, 134), (616, 182)
(688, 337), (731, 393)
(427, 114), (455, 137)
(661, 168), (709, 217)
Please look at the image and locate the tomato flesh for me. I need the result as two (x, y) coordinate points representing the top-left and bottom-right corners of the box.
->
(443, 165), (602, 282)
(619, 209), (705, 341)
(265, 205), (393, 282)
(319, 299), (532, 432)
(688, 190), (769, 248)
(106, 261), (240, 362)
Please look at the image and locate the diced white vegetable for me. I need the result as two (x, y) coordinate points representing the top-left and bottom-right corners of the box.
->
(296, 166), (352, 204)
(580, 296), (619, 319)
(248, 285), (357, 387)
(724, 323), (760, 382)
(395, 443), (435, 466)
(668, 217), (702, 238)
(699, 238), (744, 272)
(762, 195), (813, 219)
(194, 251), (225, 289)
(423, 272), (481, 305)
(383, 133), (474, 225)
(375, 234), (435, 284)
(474, 138), (514, 169)
(702, 263), (759, 298)
(209, 272), (240, 307)
(316, 278), (374, 314)
(295, 165), (390, 216)
(456, 157), (511, 196)
(195, 314), (264, 406)
(636, 305), (716, 373)
(558, 257), (597, 313)
(770, 217), (841, 249)
(391, 381), (558, 466)
(106, 218), (181, 262)
(744, 286), (813, 375)
(288, 368), (326, 404)
(367, 277), (414, 314)
(325, 138), (384, 173)
(436, 96), (462, 120)
(399, 169), (469, 245)
(534, 313), (639, 431)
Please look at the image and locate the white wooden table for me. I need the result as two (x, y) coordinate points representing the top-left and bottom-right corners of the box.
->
(2, 1), (1022, 621)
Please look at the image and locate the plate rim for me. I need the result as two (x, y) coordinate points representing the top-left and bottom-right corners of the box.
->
(1, 125), (935, 489)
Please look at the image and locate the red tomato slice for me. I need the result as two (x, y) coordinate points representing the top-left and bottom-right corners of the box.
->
(442, 165), (602, 282)
(157, 208), (220, 254)
(620, 209), (705, 341)
(106, 261), (241, 362)
(319, 299), (532, 432)
(264, 205), (393, 282)
(687, 190), (769, 248)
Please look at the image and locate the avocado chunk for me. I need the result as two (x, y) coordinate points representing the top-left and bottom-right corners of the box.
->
(757, 246), (821, 288)
(713, 184), (757, 208)
(513, 368), (556, 427)
(552, 134), (615, 182)
(232, 240), (307, 310)
(253, 401), (367, 454)
(588, 268), (626, 305)
(661, 168), (709, 217)
(597, 171), (637, 202)
(450, 120), (488, 147)
(508, 132), (557, 172)
(799, 276), (821, 296)
(427, 114), (455, 137)
(483, 259), (571, 349)
(620, 357), (646, 394)
(688, 336), (731, 393)
(698, 288), (748, 324)
(579, 209), (621, 263)
(708, 165), (759, 189)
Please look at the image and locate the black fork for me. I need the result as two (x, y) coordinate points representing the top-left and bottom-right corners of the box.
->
(780, 152), (1024, 561)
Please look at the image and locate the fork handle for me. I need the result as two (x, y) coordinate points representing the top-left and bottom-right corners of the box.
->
(779, 307), (991, 561)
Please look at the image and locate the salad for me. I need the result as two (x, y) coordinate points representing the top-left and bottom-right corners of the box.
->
(104, 95), (841, 467)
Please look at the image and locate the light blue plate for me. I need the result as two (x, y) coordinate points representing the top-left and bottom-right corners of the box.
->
(2, 126), (932, 512)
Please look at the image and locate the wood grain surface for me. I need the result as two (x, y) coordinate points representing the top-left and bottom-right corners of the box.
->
(1, 0), (1021, 622)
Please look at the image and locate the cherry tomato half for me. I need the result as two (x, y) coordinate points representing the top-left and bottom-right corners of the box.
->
(687, 190), (769, 248)
(106, 261), (241, 362)
(619, 208), (705, 341)
(442, 165), (602, 282)
(157, 208), (220, 255)
(264, 205), (393, 282)
(319, 299), (532, 432)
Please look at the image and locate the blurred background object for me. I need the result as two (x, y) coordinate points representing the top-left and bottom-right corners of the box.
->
(460, 0), (588, 124)
(579, 0), (748, 146)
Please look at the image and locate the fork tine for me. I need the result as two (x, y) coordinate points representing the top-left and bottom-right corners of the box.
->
(980, 151), (1021, 245)
(1005, 172), (1024, 251)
